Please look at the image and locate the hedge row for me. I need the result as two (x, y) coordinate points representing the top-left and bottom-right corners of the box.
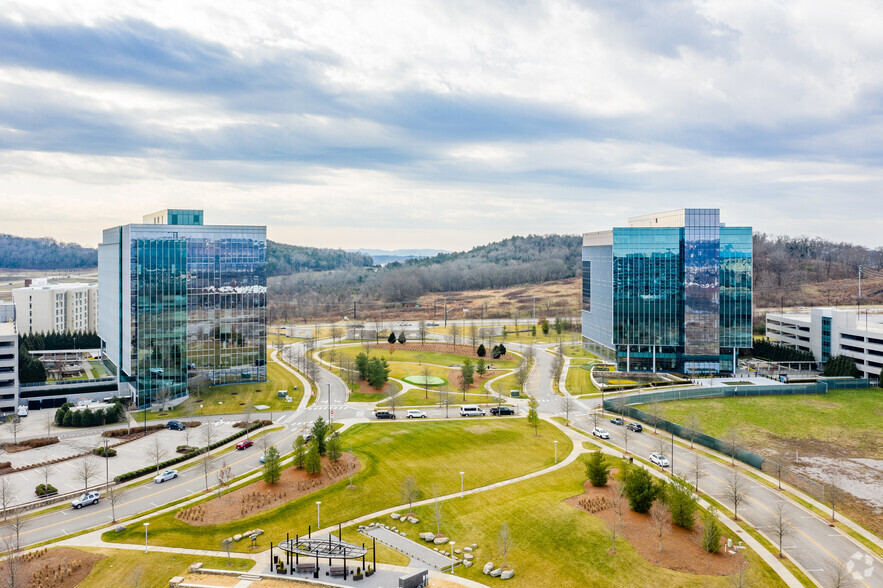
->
(102, 424), (166, 438)
(113, 421), (269, 483)
(2, 437), (60, 450)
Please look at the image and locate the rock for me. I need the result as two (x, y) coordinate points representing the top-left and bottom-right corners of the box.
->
(501, 570), (515, 580)
(434, 537), (448, 545)
(420, 532), (435, 541)
(463, 546), (472, 553)
(223, 537), (233, 545)
(400, 532), (406, 536)
(390, 513), (401, 520)
(471, 543), (478, 549)
(454, 549), (462, 554)
(482, 562), (494, 575)
(464, 554), (473, 561)
(255, 529), (264, 536)
(490, 568), (503, 577)
(188, 563), (203, 573)
(114, 525), (126, 533)
(464, 560), (473, 568)
(233, 534), (243, 542)
(407, 516), (419, 524)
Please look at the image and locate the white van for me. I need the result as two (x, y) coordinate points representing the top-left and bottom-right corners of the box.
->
(459, 405), (485, 417)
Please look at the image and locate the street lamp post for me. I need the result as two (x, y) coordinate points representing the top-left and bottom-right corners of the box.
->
(317, 501), (321, 529)
(554, 440), (558, 464)
(460, 472), (464, 498)
(449, 541), (455, 574)
(144, 522), (149, 553)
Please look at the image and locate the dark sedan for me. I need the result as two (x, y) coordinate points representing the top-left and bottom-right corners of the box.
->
(490, 406), (515, 416)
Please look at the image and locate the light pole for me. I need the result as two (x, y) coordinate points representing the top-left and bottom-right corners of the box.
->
(554, 440), (558, 464)
(317, 501), (321, 529)
(460, 472), (464, 498)
(144, 522), (149, 553)
(449, 540), (455, 574)
(104, 438), (114, 521)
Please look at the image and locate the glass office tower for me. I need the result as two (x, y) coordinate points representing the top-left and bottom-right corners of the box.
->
(582, 209), (751, 374)
(99, 210), (267, 406)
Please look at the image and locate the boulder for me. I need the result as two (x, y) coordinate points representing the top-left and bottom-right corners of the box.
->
(254, 529), (264, 536)
(501, 570), (515, 580)
(464, 560), (473, 568)
(114, 525), (126, 533)
(463, 546), (473, 553)
(390, 513), (401, 520)
(490, 568), (502, 577)
(471, 543), (478, 549)
(464, 554), (474, 561)
(420, 532), (435, 541)
(400, 532), (406, 536)
(233, 534), (243, 542)
(434, 537), (448, 545)
(407, 516), (419, 524)
(482, 562), (494, 575)
(454, 549), (462, 554)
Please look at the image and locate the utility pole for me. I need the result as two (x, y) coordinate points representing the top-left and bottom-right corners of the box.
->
(353, 301), (356, 321)
(327, 384), (331, 424)
(444, 298), (447, 327)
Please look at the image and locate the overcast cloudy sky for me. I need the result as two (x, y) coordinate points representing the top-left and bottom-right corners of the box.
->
(0, 0), (881, 250)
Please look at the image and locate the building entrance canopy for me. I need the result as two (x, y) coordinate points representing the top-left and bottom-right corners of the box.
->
(277, 535), (368, 560)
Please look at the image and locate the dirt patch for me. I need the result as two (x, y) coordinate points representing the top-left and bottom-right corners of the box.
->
(465, 425), (491, 435)
(181, 573), (242, 586)
(256, 580), (339, 588)
(0, 547), (103, 587)
(355, 380), (396, 396)
(176, 453), (360, 526)
(427, 579), (473, 588)
(371, 343), (515, 362)
(566, 480), (736, 576)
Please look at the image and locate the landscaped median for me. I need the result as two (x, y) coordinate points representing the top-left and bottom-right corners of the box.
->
(102, 419), (571, 553)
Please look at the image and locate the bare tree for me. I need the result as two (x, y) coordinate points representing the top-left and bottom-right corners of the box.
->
(417, 320), (428, 345)
(726, 471), (748, 520)
(608, 480), (625, 554)
(769, 459), (788, 491)
(217, 460), (233, 501)
(655, 435), (669, 460)
(38, 463), (53, 489)
(156, 386), (171, 412)
(647, 398), (662, 434)
(8, 417), (21, 446)
(590, 409), (602, 430)
(730, 551), (750, 588)
(127, 565), (146, 587)
(384, 385), (399, 415)
(560, 395), (575, 425)
(828, 481), (842, 522)
(722, 429), (742, 466)
(149, 435), (167, 474)
(621, 423), (633, 454)
(649, 502), (671, 552)
(0, 477), (16, 520)
(2, 532), (22, 588)
(450, 324), (460, 347)
(201, 424), (217, 491)
(243, 404), (253, 437)
(399, 476), (420, 515)
(470, 324), (479, 352)
(769, 501), (792, 558)
(515, 356), (531, 392)
(77, 455), (100, 490)
(497, 521), (512, 568)
(823, 561), (855, 588)
(430, 483), (444, 536)
(690, 453), (705, 494)
(107, 483), (119, 522)
(685, 412), (701, 449)
(422, 365), (432, 399)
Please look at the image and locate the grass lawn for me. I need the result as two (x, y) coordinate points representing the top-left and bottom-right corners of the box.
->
(321, 346), (519, 370)
(565, 364), (600, 396)
(76, 547), (252, 587)
(561, 344), (599, 358)
(103, 419), (572, 552)
(268, 333), (304, 345)
(490, 371), (525, 397)
(392, 458), (784, 588)
(635, 388), (883, 457)
(377, 389), (497, 408)
(147, 362), (305, 420)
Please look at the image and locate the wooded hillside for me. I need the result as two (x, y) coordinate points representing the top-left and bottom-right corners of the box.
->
(0, 234), (98, 269)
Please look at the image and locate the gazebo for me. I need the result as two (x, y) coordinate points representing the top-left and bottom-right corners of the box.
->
(273, 531), (372, 580)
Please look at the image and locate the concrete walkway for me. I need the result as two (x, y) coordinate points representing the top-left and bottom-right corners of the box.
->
(361, 525), (457, 570)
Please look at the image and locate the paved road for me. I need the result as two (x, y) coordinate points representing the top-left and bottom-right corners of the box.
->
(569, 410), (883, 588)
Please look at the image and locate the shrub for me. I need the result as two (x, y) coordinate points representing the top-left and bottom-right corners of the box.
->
(0, 461), (11, 470)
(35, 484), (58, 497)
(584, 451), (609, 487)
(477, 343), (486, 357)
(541, 319), (550, 335)
(262, 446), (282, 485)
(62, 411), (73, 427)
(305, 444), (322, 475)
(293, 437), (307, 469)
(700, 508), (722, 553)
(398, 331), (406, 344)
(8, 437), (60, 450)
(176, 445), (198, 454)
(621, 465), (659, 513)
(664, 475), (698, 530)
(182, 420), (202, 428)
(92, 446), (117, 458)
(103, 424), (166, 438)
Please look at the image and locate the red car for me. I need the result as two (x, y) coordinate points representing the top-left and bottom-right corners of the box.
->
(236, 440), (253, 450)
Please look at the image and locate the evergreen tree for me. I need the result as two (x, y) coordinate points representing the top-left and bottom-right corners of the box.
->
(71, 410), (83, 427)
(262, 446), (282, 484)
(327, 432), (342, 462)
(477, 344), (486, 357)
(398, 331), (406, 344)
(366, 357), (390, 389)
(527, 396), (540, 436)
(585, 451), (610, 487)
(621, 465), (659, 513)
(700, 508), (722, 554)
(355, 352), (369, 380)
(664, 474), (698, 530)
(498, 344), (506, 356)
(823, 355), (861, 378)
(541, 319), (550, 335)
(62, 411), (73, 426)
(305, 444), (322, 475)
(311, 417), (329, 455)
(292, 437), (307, 468)
(475, 358), (487, 378)
(387, 332), (397, 344)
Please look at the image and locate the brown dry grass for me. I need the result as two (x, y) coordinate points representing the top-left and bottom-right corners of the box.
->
(0, 547), (103, 588)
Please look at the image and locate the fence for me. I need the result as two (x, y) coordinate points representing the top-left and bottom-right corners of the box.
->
(603, 378), (871, 471)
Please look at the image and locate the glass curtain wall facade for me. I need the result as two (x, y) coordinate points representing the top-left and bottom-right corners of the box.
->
(582, 209), (752, 374)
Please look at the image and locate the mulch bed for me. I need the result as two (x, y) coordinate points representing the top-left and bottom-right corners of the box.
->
(369, 343), (515, 362)
(2, 437), (60, 453)
(566, 479), (736, 576)
(0, 547), (104, 588)
(175, 453), (360, 526)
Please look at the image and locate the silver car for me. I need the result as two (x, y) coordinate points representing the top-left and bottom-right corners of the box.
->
(649, 452), (670, 467)
(71, 491), (100, 509)
(154, 469), (179, 483)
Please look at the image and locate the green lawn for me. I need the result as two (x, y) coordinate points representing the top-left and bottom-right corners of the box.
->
(321, 346), (519, 370)
(76, 547), (252, 587)
(103, 419), (572, 552)
(147, 362), (305, 419)
(391, 458), (784, 588)
(377, 389), (497, 408)
(564, 364), (600, 396)
(635, 387), (883, 457)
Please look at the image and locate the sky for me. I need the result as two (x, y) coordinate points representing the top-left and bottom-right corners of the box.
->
(0, 0), (882, 251)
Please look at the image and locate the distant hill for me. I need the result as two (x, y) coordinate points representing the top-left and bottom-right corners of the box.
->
(349, 248), (449, 266)
(0, 234), (98, 269)
(267, 241), (372, 275)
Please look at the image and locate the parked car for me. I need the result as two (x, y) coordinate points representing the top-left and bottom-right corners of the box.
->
(650, 452), (670, 467)
(490, 406), (515, 416)
(236, 439), (254, 450)
(592, 427), (610, 439)
(626, 422), (643, 432)
(154, 470), (178, 483)
(406, 409), (427, 419)
(71, 491), (100, 509)
(426, 322), (439, 327)
(301, 433), (313, 443)
(459, 405), (485, 417)
(609, 417), (624, 426)
(374, 410), (396, 419)
(167, 420), (186, 431)
(260, 451), (270, 463)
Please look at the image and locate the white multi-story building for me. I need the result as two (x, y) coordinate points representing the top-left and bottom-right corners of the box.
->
(0, 301), (14, 323)
(12, 281), (98, 335)
(0, 322), (19, 415)
(766, 307), (883, 380)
